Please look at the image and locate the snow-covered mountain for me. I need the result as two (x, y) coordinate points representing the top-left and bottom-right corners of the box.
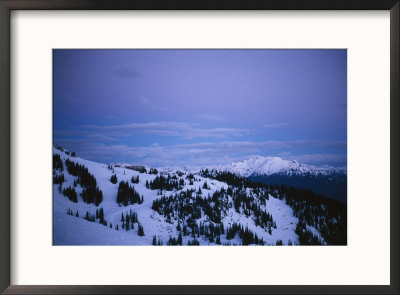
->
(210, 156), (347, 204)
(218, 156), (346, 178)
(53, 146), (346, 246)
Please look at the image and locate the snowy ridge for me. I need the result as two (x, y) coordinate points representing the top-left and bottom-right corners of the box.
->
(217, 156), (346, 177)
(140, 156), (346, 178)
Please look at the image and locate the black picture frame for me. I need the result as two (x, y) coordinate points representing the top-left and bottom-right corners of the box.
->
(0, 1), (399, 294)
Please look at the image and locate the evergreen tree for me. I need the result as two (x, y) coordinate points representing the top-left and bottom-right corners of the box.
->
(138, 224), (144, 236)
(110, 174), (118, 184)
(117, 181), (141, 206)
(84, 211), (95, 222)
(62, 186), (78, 203)
(64, 159), (103, 205)
(187, 238), (200, 246)
(53, 154), (64, 171)
(53, 173), (65, 184)
(99, 207), (104, 223)
(149, 168), (158, 175)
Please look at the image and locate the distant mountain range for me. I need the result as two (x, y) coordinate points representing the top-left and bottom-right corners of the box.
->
(218, 156), (346, 177)
(217, 156), (347, 204)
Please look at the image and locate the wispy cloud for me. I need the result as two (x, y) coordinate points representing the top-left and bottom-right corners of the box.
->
(78, 121), (249, 139)
(196, 114), (228, 122)
(54, 129), (115, 141)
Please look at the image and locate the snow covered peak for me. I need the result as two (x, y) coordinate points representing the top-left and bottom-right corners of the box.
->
(219, 156), (346, 177)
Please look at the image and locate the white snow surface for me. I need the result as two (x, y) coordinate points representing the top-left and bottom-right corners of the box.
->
(53, 148), (325, 246)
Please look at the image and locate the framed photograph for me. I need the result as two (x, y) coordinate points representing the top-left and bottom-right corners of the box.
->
(1, 1), (398, 294)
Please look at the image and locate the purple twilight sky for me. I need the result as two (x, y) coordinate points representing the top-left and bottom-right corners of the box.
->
(53, 49), (347, 167)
